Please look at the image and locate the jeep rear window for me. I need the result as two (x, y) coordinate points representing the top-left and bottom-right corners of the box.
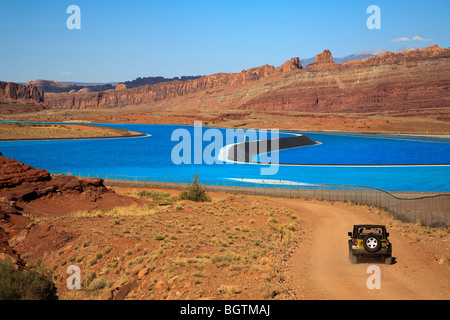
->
(357, 227), (383, 237)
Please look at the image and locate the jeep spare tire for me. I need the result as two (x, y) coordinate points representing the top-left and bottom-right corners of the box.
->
(363, 234), (381, 252)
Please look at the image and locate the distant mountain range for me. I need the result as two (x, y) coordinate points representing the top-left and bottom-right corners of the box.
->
(6, 45), (448, 121)
(122, 76), (202, 89)
(24, 47), (423, 93)
(25, 76), (203, 93)
(25, 80), (114, 93)
(300, 47), (422, 67)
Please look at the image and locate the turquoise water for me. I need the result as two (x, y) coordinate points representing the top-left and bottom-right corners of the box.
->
(272, 132), (450, 165)
(0, 123), (449, 192)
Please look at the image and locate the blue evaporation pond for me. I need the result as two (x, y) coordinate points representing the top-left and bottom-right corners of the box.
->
(0, 124), (449, 192)
(274, 132), (450, 165)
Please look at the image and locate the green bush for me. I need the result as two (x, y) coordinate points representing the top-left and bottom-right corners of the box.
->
(88, 278), (107, 291)
(179, 174), (211, 202)
(0, 261), (58, 300)
(137, 190), (171, 200)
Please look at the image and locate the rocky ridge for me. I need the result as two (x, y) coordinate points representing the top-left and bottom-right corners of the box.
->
(44, 57), (304, 109)
(0, 152), (143, 269)
(43, 45), (450, 117)
(238, 45), (450, 114)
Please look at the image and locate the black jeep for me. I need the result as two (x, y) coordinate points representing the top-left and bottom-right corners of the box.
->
(348, 224), (392, 264)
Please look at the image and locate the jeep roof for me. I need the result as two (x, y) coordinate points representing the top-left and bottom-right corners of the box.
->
(353, 224), (386, 228)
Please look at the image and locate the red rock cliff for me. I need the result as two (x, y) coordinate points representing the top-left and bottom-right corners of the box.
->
(44, 45), (450, 115)
(0, 81), (44, 105)
(45, 58), (303, 109)
(239, 46), (450, 114)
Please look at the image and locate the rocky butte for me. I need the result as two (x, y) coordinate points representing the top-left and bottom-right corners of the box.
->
(0, 81), (44, 105)
(0, 81), (46, 114)
(44, 45), (449, 117)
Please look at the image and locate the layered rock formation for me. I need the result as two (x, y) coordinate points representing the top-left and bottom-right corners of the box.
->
(0, 153), (144, 269)
(0, 81), (44, 105)
(277, 57), (303, 73)
(44, 45), (450, 117)
(0, 152), (146, 221)
(45, 58), (303, 110)
(0, 81), (46, 114)
(239, 45), (450, 114)
(0, 153), (112, 219)
(115, 83), (128, 91)
(305, 49), (339, 70)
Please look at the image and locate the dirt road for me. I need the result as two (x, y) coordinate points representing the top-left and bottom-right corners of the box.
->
(282, 200), (449, 300)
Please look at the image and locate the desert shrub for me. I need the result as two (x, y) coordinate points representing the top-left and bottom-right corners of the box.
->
(82, 271), (97, 289)
(137, 190), (171, 201)
(88, 278), (107, 291)
(261, 284), (283, 299)
(179, 174), (210, 202)
(153, 234), (165, 241)
(0, 261), (58, 300)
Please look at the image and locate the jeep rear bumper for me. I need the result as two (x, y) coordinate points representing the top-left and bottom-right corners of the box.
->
(350, 248), (392, 256)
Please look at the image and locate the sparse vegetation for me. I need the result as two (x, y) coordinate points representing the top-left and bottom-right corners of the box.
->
(137, 190), (173, 203)
(0, 261), (58, 300)
(179, 174), (211, 202)
(0, 122), (139, 140)
(6, 183), (449, 300)
(14, 187), (303, 300)
(88, 278), (107, 291)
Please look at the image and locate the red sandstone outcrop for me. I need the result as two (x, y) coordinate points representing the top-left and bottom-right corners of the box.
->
(0, 153), (145, 269)
(0, 156), (50, 190)
(0, 152), (142, 220)
(45, 57), (303, 109)
(315, 49), (334, 63)
(44, 45), (450, 116)
(0, 81), (44, 105)
(277, 57), (303, 73)
(238, 46), (450, 113)
(305, 49), (338, 70)
(115, 83), (127, 91)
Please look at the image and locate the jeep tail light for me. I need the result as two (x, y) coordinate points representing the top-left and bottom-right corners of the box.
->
(386, 240), (390, 246)
(353, 240), (358, 246)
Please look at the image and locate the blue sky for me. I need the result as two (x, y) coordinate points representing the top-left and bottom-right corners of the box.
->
(0, 0), (448, 83)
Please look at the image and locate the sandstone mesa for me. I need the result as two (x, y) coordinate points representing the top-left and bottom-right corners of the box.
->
(1, 45), (449, 118)
(40, 45), (449, 116)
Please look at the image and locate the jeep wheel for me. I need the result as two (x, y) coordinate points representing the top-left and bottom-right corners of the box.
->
(363, 234), (381, 253)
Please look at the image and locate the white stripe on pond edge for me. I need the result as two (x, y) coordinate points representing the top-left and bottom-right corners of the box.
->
(227, 178), (315, 186)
